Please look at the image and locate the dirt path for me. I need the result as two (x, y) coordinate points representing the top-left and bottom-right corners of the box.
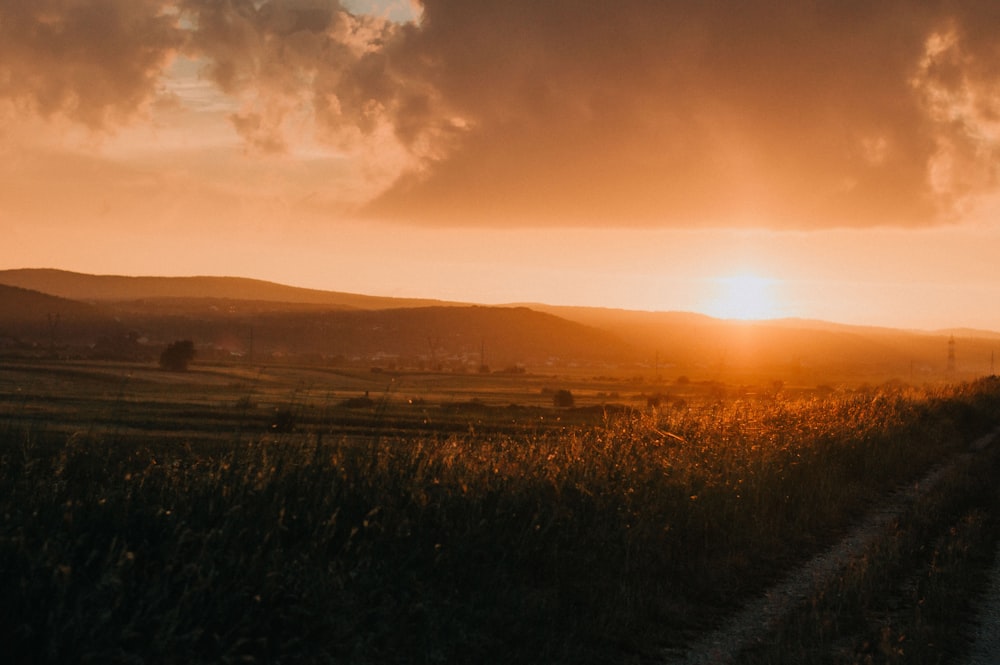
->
(661, 427), (1000, 665)
(960, 427), (1000, 665)
(963, 548), (1000, 665)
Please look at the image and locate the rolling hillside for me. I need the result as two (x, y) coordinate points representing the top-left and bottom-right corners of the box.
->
(117, 305), (633, 369)
(0, 284), (124, 351)
(2, 269), (997, 383)
(0, 274), (630, 368)
(514, 303), (998, 382)
(0, 269), (458, 310)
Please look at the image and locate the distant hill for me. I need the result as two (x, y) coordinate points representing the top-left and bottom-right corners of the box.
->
(3, 269), (997, 383)
(0, 284), (126, 352)
(933, 327), (1000, 341)
(138, 305), (633, 368)
(0, 283), (102, 323)
(515, 302), (999, 382)
(0, 276), (630, 368)
(0, 269), (460, 310)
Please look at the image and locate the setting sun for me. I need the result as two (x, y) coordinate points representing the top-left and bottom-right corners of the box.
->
(704, 273), (781, 321)
(8, 3), (1000, 660)
(3, 1), (1000, 330)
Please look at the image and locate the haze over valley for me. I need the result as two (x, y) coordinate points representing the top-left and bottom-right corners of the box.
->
(2, 269), (994, 387)
(3, 1), (1000, 331)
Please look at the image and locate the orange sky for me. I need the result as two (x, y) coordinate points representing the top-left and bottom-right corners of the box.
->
(2, 1), (1000, 331)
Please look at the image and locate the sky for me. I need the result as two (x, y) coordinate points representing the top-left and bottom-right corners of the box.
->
(2, 0), (1000, 331)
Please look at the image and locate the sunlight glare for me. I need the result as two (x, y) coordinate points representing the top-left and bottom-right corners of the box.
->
(704, 273), (781, 320)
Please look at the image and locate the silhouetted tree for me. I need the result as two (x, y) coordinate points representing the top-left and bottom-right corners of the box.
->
(159, 340), (196, 372)
(552, 389), (575, 408)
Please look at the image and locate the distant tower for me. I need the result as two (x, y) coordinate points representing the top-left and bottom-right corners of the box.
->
(947, 336), (956, 374)
(46, 312), (60, 357)
(427, 335), (440, 370)
(478, 340), (490, 374)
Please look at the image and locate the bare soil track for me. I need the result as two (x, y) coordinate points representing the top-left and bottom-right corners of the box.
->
(963, 494), (1000, 665)
(662, 426), (1000, 665)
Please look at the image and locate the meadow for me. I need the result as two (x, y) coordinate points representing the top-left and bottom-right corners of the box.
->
(3, 359), (1000, 663)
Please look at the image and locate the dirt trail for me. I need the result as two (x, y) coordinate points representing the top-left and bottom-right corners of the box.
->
(960, 427), (1000, 665)
(963, 549), (1000, 665)
(661, 427), (1000, 665)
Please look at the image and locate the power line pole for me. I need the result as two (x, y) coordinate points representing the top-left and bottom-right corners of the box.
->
(46, 312), (60, 357)
(947, 336), (956, 375)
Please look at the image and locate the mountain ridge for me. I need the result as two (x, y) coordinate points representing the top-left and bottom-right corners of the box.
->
(7, 268), (999, 337)
(2, 269), (996, 382)
(0, 268), (461, 310)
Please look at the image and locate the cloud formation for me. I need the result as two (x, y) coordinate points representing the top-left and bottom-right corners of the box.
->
(2, 0), (999, 228)
(0, 0), (182, 128)
(368, 0), (1000, 227)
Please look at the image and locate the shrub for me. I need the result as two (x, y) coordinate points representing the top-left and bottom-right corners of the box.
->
(159, 340), (195, 372)
(552, 389), (575, 407)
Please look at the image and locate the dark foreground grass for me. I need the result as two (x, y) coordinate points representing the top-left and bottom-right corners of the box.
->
(3, 379), (1000, 663)
(739, 438), (1000, 665)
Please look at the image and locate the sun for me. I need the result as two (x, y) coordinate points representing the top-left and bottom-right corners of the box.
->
(703, 273), (781, 320)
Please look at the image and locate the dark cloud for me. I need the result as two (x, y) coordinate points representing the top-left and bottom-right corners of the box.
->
(3, 0), (999, 227)
(359, 0), (1000, 227)
(0, 0), (183, 128)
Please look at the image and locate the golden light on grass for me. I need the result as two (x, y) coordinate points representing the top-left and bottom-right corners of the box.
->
(704, 272), (781, 321)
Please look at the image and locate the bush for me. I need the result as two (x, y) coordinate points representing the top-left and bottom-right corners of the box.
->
(552, 389), (575, 408)
(159, 340), (195, 372)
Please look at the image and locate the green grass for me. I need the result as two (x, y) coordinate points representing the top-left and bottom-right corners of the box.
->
(3, 367), (1000, 663)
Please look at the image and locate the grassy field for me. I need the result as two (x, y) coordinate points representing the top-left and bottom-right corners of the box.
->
(3, 359), (1000, 663)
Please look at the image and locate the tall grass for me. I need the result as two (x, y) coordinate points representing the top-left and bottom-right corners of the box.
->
(2, 379), (999, 663)
(739, 430), (1000, 664)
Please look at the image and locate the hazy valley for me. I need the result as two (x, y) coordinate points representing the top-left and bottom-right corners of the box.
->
(1, 268), (995, 387)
